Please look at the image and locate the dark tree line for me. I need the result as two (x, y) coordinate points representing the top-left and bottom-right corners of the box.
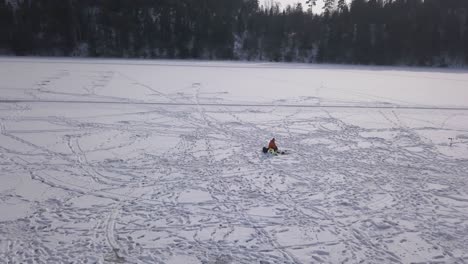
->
(1, 0), (467, 66)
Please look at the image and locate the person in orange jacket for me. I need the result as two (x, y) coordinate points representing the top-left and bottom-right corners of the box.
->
(268, 138), (278, 152)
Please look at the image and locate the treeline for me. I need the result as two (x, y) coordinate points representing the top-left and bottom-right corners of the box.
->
(1, 0), (467, 66)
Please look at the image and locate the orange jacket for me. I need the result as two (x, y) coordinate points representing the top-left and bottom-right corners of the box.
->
(268, 139), (278, 150)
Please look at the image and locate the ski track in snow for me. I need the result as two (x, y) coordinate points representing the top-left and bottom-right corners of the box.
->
(1, 58), (468, 263)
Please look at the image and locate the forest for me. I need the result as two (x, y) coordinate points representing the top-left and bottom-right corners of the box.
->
(1, 0), (467, 66)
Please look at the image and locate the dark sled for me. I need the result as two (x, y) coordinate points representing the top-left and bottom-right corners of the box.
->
(262, 147), (287, 155)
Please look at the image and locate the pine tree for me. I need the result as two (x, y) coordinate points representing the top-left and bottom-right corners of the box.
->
(337, 0), (348, 13)
(0, 1), (14, 51)
(464, 8), (468, 64)
(306, 0), (317, 13)
(323, 0), (335, 16)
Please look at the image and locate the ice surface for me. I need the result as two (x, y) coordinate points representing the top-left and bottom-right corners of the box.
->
(1, 57), (468, 263)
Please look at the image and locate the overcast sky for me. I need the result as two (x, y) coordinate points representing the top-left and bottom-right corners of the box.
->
(267, 0), (352, 12)
(270, 0), (325, 11)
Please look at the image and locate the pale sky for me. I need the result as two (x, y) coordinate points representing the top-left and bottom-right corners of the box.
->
(270, 0), (325, 11)
(268, 0), (351, 12)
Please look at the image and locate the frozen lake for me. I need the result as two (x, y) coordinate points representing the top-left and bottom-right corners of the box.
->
(1, 58), (468, 263)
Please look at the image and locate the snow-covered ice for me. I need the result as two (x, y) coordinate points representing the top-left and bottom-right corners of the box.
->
(1, 57), (468, 263)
